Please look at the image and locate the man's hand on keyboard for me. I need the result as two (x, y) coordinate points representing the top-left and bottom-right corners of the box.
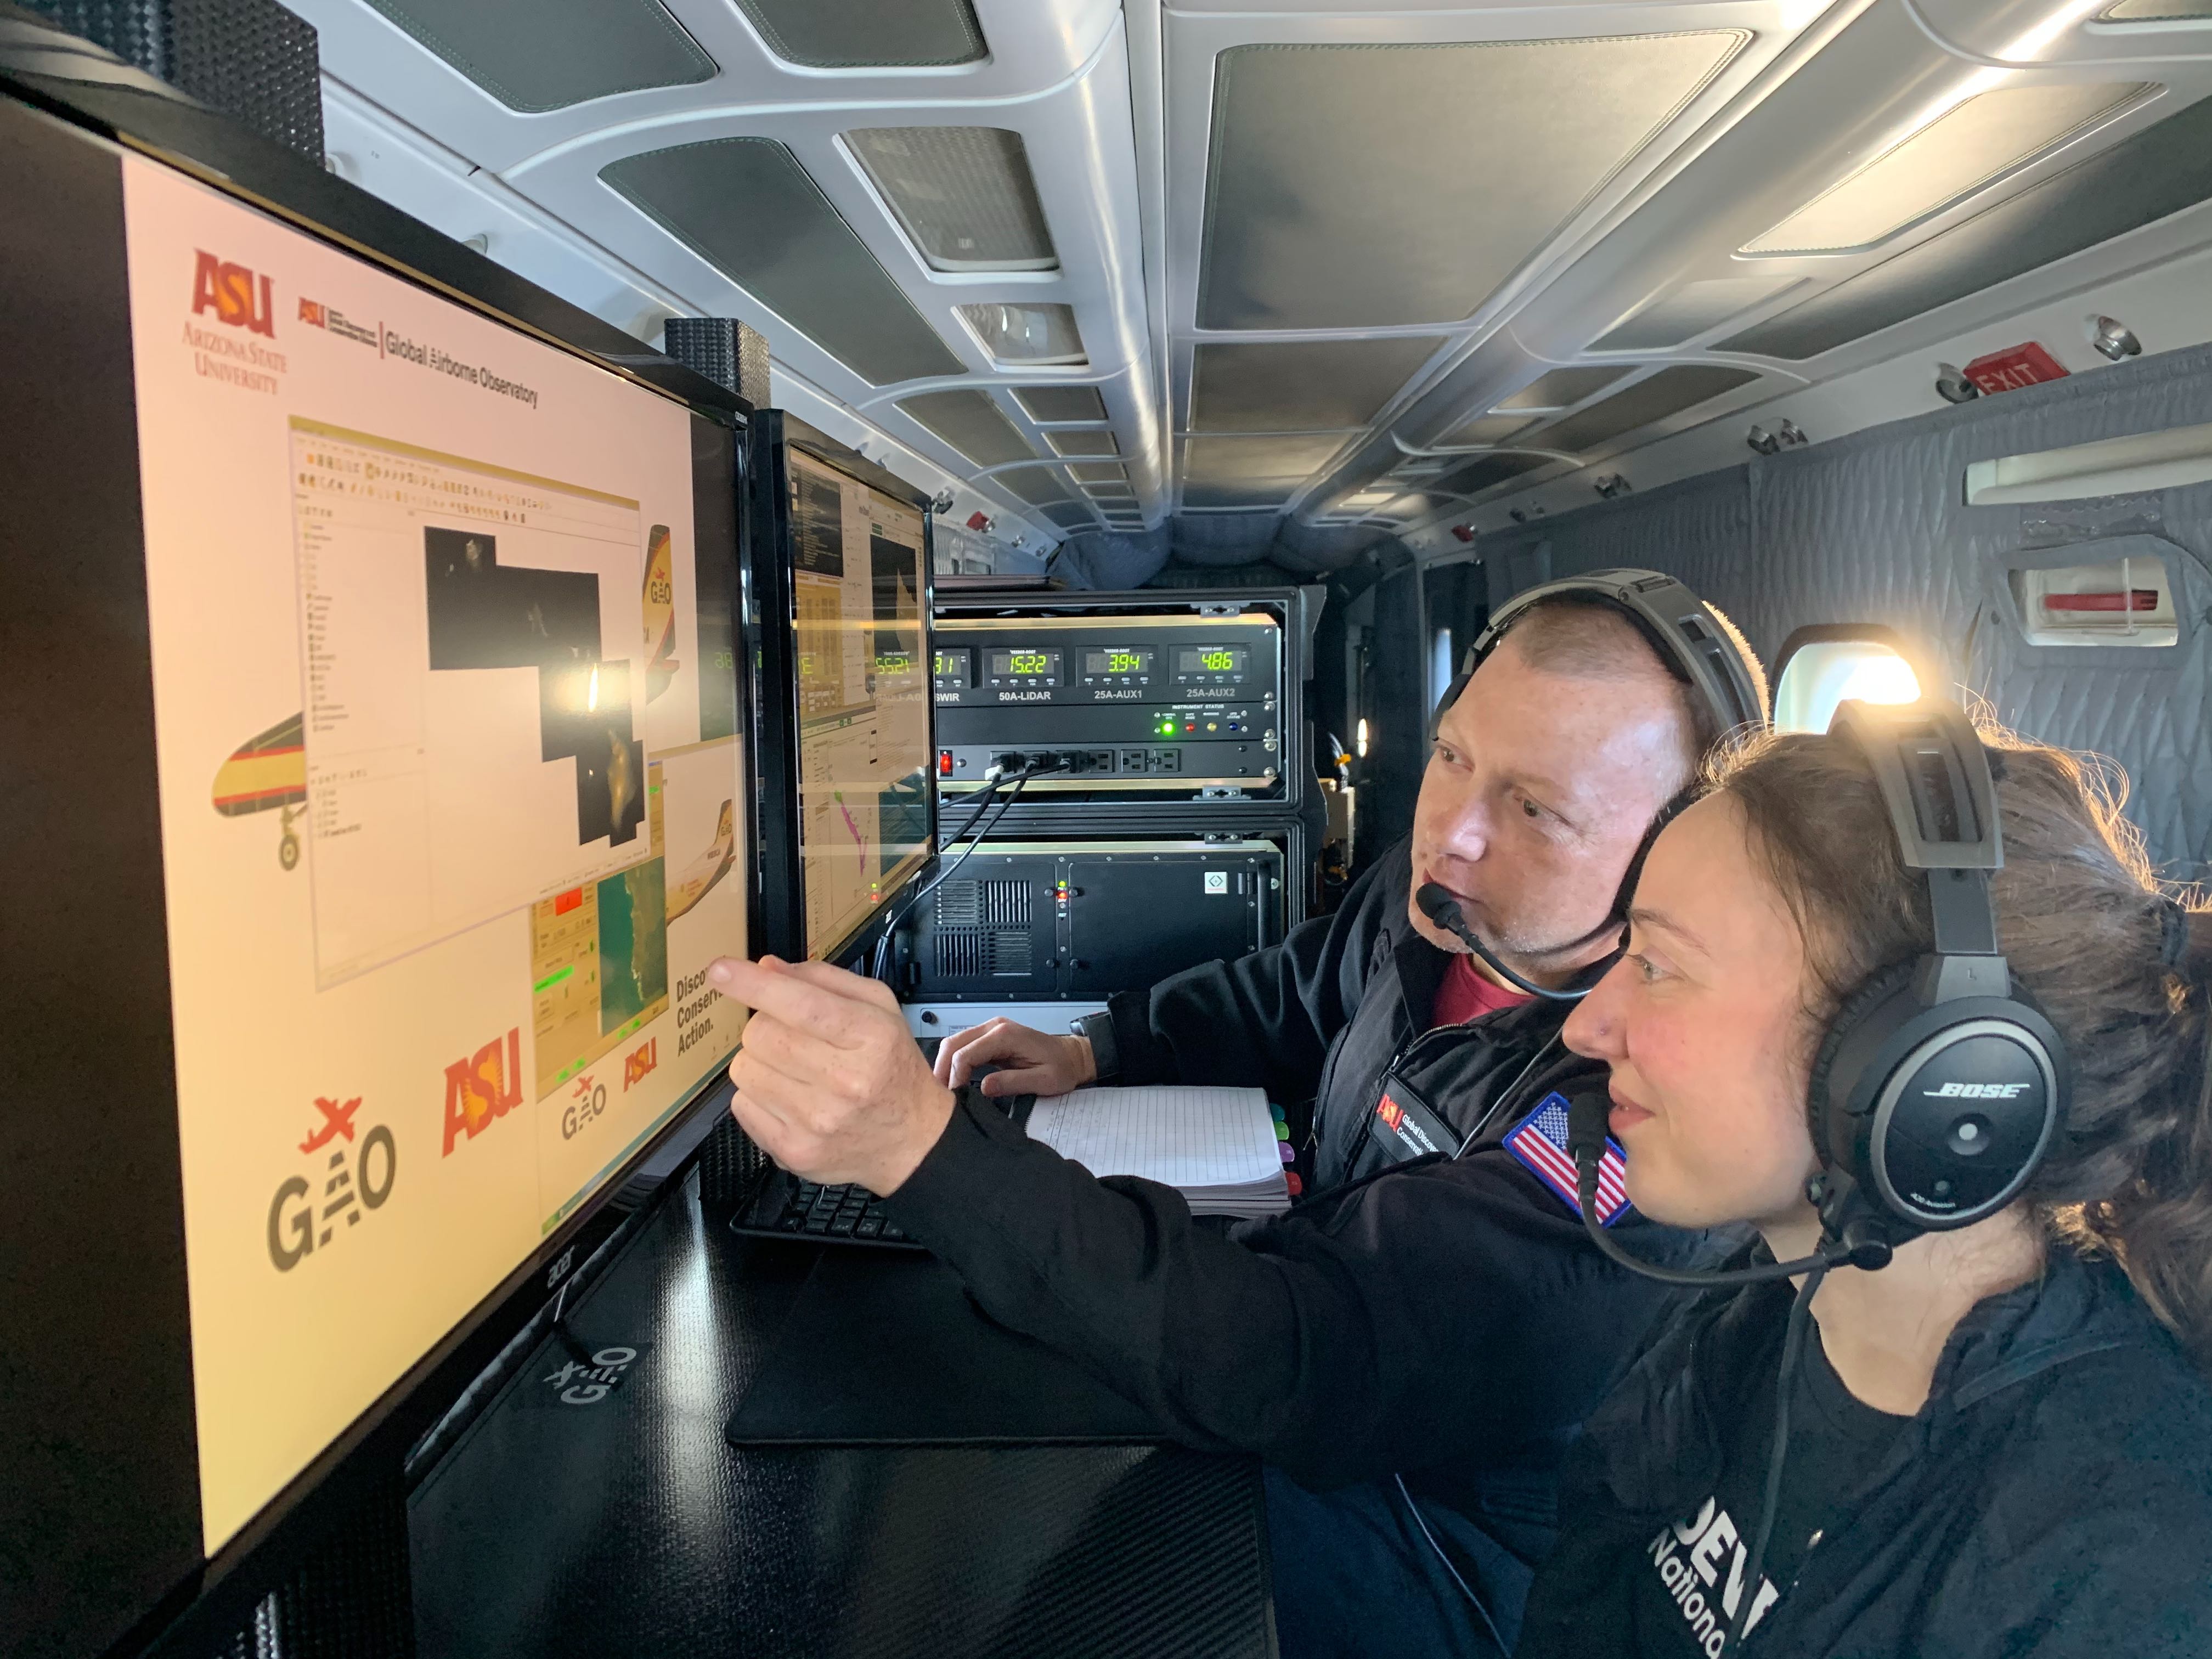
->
(932, 1017), (1096, 1096)
(708, 955), (955, 1196)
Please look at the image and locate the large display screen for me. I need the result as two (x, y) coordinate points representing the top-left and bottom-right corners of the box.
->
(786, 449), (931, 957)
(122, 154), (747, 1553)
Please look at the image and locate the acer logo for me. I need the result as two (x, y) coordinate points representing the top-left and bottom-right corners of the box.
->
(443, 1028), (524, 1155)
(1925, 1081), (2030, 1099)
(191, 250), (275, 336)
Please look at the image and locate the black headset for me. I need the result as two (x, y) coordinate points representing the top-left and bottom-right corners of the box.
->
(1417, 569), (1771, 1000)
(1805, 697), (2068, 1242)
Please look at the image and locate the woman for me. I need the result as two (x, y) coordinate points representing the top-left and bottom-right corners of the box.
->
(1517, 719), (2212, 1657)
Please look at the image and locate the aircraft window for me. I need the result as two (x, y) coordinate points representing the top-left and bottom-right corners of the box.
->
(2011, 555), (2179, 647)
(1773, 628), (1923, 732)
(1965, 419), (2212, 505)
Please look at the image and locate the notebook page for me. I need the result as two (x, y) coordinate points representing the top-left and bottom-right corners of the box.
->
(1025, 1087), (1282, 1189)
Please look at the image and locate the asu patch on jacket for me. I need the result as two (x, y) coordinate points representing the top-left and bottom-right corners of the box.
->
(1505, 1092), (1630, 1226)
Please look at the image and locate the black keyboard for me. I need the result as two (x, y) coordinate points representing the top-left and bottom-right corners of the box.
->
(772, 1181), (909, 1243)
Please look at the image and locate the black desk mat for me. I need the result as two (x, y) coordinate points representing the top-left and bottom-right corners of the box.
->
(409, 1180), (1276, 1658)
(726, 1250), (1168, 1447)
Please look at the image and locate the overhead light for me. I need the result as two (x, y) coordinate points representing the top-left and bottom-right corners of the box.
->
(1356, 718), (1370, 758)
(957, 302), (1086, 365)
(847, 127), (1057, 273)
(2090, 314), (2143, 360)
(1743, 82), (2153, 255)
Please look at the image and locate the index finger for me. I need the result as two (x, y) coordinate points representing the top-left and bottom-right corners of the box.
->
(706, 956), (876, 1049)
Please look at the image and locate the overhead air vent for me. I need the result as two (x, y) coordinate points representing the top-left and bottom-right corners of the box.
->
(1533, 366), (1759, 454)
(1743, 83), (2153, 256)
(847, 128), (1057, 272)
(1046, 429), (1120, 457)
(601, 139), (963, 385)
(1014, 386), (1108, 423)
(1495, 366), (1633, 413)
(363, 0), (714, 112)
(735, 0), (984, 68)
(1722, 93), (2212, 360)
(1198, 33), (1746, 329)
(958, 303), (1085, 366)
(1434, 414), (1536, 448)
(1591, 277), (1799, 351)
(1189, 338), (1444, 432)
(898, 391), (1034, 468)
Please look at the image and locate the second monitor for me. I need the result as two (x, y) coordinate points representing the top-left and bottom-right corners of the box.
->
(748, 413), (938, 962)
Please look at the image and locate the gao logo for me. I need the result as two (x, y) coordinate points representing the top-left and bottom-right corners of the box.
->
(562, 1072), (608, 1142)
(623, 1036), (658, 1092)
(268, 1096), (396, 1272)
(192, 250), (276, 336)
(443, 1028), (524, 1155)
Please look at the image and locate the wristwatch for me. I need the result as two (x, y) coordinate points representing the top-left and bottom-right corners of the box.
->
(1070, 1009), (1119, 1083)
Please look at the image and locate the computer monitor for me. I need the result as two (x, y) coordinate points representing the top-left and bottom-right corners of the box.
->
(746, 413), (938, 962)
(2, 97), (750, 1659)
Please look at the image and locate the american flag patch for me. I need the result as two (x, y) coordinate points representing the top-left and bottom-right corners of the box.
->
(1505, 1092), (1630, 1226)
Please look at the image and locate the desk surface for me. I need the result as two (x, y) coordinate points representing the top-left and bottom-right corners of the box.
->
(409, 1175), (1277, 1658)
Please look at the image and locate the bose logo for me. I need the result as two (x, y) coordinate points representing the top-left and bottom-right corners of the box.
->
(1925, 1082), (2030, 1099)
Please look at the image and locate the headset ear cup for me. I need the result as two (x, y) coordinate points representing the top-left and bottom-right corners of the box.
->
(1808, 963), (1920, 1170)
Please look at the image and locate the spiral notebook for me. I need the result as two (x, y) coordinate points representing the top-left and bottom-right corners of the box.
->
(1025, 1086), (1291, 1220)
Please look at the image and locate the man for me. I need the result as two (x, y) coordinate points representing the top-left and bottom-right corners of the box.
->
(713, 577), (1765, 1657)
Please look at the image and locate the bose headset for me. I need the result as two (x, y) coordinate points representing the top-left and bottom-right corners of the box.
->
(1561, 693), (2070, 1655)
(1415, 568), (1771, 1001)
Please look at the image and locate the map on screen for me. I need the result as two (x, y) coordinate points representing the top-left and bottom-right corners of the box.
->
(122, 154), (748, 1553)
(786, 449), (931, 957)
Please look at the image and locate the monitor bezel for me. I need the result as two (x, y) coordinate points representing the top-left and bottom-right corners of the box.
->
(743, 410), (941, 968)
(0, 82), (761, 1659)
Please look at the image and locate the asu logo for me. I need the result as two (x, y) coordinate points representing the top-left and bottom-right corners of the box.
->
(443, 1028), (524, 1155)
(191, 250), (276, 337)
(298, 297), (328, 328)
(1375, 1097), (1406, 1132)
(623, 1036), (659, 1092)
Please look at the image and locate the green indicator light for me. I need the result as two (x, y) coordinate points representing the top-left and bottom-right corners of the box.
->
(533, 965), (574, 993)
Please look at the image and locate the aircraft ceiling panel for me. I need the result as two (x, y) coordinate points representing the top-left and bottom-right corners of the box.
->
(1195, 33), (1748, 330)
(1722, 90), (2212, 359)
(1187, 338), (1448, 433)
(1590, 278), (1804, 353)
(359, 0), (713, 112)
(1015, 387), (1110, 424)
(599, 138), (967, 386)
(731, 0), (986, 69)
(896, 390), (1036, 469)
(1494, 365), (1638, 413)
(1531, 365), (1764, 454)
(1184, 435), (1359, 486)
(847, 127), (1058, 272)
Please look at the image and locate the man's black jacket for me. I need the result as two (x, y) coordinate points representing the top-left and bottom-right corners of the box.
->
(1517, 1245), (2212, 1657)
(1099, 837), (1576, 1188)
(882, 839), (1701, 1532)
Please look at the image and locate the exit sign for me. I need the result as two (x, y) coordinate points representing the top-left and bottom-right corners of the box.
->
(1964, 343), (2070, 396)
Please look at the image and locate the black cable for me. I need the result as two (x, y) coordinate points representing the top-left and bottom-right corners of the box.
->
(870, 763), (1059, 981)
(1415, 883), (1595, 1004)
(1723, 1261), (1826, 1655)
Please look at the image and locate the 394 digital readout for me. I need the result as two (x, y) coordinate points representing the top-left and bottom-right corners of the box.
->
(1082, 648), (1153, 676)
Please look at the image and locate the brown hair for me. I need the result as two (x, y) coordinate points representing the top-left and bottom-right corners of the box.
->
(1709, 724), (2212, 1366)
